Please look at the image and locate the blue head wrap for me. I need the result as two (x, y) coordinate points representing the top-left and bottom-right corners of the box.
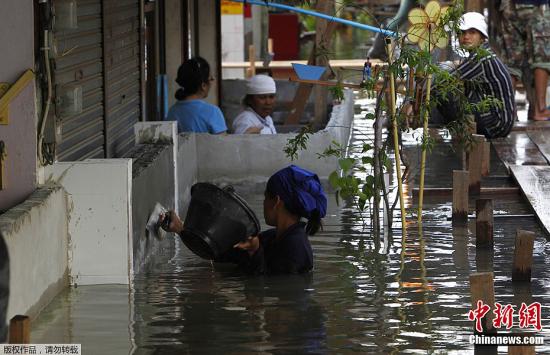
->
(266, 165), (327, 220)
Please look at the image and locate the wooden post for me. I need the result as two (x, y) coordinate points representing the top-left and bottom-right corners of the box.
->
(9, 315), (30, 344)
(476, 199), (493, 248)
(468, 134), (485, 195)
(469, 272), (495, 333)
(512, 230), (535, 282)
(482, 141), (490, 177)
(459, 120), (477, 170)
(407, 67), (415, 95)
(508, 346), (535, 355)
(247, 45), (255, 78)
(453, 170), (469, 224)
(312, 0), (335, 127)
(285, 48), (316, 125)
(465, 0), (485, 12)
(285, 0), (337, 126)
(468, 118), (477, 135)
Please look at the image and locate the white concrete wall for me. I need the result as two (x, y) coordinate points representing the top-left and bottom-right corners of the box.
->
(44, 160), (133, 285)
(177, 134), (198, 216)
(132, 122), (177, 273)
(190, 89), (353, 184)
(0, 186), (69, 320)
(135, 122), (178, 212)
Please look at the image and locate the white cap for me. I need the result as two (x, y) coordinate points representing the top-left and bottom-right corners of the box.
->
(459, 12), (488, 39)
(246, 74), (276, 95)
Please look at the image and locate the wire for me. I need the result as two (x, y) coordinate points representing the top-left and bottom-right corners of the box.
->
(38, 29), (53, 166)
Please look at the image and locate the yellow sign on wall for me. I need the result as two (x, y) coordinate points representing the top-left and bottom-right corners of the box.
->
(221, 0), (243, 15)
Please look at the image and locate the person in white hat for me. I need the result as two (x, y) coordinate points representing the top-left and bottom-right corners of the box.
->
(458, 12), (488, 49)
(429, 12), (516, 139)
(232, 74), (277, 134)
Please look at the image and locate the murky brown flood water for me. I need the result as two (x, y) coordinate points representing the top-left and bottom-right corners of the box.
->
(31, 98), (550, 354)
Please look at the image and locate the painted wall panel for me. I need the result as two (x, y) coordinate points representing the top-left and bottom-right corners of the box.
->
(0, 1), (37, 212)
(44, 159), (133, 285)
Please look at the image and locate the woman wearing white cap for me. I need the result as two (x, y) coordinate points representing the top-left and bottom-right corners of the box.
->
(232, 74), (277, 134)
(430, 12), (515, 139)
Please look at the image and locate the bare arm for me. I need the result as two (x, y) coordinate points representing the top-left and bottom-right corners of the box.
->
(244, 126), (263, 134)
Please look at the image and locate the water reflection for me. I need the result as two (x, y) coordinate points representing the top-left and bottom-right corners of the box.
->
(452, 225), (471, 271)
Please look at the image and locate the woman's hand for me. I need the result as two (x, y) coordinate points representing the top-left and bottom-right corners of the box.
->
(233, 236), (260, 255)
(160, 210), (184, 234)
(244, 126), (263, 134)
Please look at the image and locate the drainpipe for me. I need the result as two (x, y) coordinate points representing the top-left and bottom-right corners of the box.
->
(368, 0), (418, 59)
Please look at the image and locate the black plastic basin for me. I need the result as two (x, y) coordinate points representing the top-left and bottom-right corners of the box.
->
(180, 183), (260, 260)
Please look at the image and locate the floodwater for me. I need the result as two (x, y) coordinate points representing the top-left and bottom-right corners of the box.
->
(31, 97), (550, 354)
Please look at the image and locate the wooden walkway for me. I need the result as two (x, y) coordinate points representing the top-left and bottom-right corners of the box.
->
(493, 121), (550, 236)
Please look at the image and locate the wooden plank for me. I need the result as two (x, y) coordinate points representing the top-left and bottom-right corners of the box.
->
(527, 130), (550, 164)
(412, 186), (519, 198)
(289, 77), (362, 89)
(222, 58), (385, 69)
(512, 120), (550, 132)
(491, 132), (548, 171)
(510, 165), (550, 236)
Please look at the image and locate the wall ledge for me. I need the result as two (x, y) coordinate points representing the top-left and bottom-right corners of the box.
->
(0, 184), (64, 237)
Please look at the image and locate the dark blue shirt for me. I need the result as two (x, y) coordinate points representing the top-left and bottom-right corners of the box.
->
(221, 222), (313, 275)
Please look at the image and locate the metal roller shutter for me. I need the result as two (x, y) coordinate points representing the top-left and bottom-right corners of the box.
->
(53, 0), (106, 161)
(103, 0), (141, 158)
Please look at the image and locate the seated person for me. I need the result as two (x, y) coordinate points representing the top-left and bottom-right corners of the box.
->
(166, 57), (227, 134)
(232, 74), (277, 134)
(429, 12), (516, 139)
(163, 165), (327, 275)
